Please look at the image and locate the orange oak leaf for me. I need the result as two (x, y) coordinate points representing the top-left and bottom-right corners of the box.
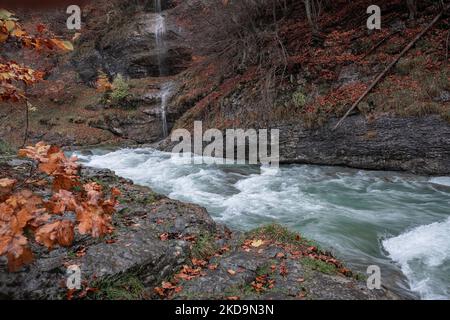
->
(35, 220), (75, 249)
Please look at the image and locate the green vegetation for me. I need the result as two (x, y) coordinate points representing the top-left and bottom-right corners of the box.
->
(141, 192), (158, 205)
(248, 224), (318, 248)
(191, 232), (218, 260)
(256, 262), (275, 277)
(301, 257), (338, 275)
(366, 57), (450, 120)
(98, 73), (134, 109)
(292, 88), (307, 108)
(91, 274), (146, 300)
(110, 74), (131, 106)
(223, 283), (256, 298)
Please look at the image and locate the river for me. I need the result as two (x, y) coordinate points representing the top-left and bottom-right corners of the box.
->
(75, 147), (450, 300)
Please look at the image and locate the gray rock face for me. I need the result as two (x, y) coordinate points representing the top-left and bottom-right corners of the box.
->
(89, 112), (165, 143)
(73, 11), (191, 82)
(157, 114), (450, 175)
(278, 115), (450, 175)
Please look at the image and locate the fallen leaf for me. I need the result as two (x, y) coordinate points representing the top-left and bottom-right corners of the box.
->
(227, 269), (236, 276)
(251, 239), (264, 248)
(276, 252), (285, 259)
(280, 264), (288, 276)
(191, 258), (208, 267)
(162, 281), (176, 289)
(159, 233), (169, 241)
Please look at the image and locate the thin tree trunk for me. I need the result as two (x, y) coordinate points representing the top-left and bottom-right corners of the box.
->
(22, 100), (29, 148)
(406, 0), (417, 19)
(304, 0), (317, 32)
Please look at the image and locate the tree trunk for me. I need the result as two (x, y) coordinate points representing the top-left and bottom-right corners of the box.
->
(406, 0), (417, 19)
(304, 0), (318, 32)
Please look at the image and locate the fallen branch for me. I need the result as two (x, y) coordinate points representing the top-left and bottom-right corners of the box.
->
(360, 30), (400, 61)
(333, 8), (446, 131)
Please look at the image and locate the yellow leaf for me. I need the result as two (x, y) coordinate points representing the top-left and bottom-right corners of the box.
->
(0, 9), (13, 20)
(11, 29), (26, 38)
(227, 269), (236, 275)
(5, 20), (15, 32)
(0, 178), (16, 188)
(251, 239), (264, 248)
(62, 40), (74, 51)
(51, 39), (74, 51)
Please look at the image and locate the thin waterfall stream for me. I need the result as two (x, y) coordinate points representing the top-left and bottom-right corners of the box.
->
(154, 0), (170, 137)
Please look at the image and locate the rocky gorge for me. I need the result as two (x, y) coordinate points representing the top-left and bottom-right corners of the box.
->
(1, 0), (450, 301)
(0, 158), (397, 300)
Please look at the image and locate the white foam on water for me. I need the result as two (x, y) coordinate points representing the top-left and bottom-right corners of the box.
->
(430, 177), (450, 187)
(383, 218), (450, 300)
(76, 147), (450, 299)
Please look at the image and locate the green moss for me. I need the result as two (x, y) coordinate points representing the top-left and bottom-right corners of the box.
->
(91, 274), (145, 300)
(72, 185), (83, 193)
(256, 262), (275, 277)
(141, 193), (158, 205)
(66, 250), (78, 259)
(223, 283), (256, 298)
(354, 272), (367, 282)
(301, 257), (338, 275)
(191, 233), (218, 260)
(248, 224), (318, 248)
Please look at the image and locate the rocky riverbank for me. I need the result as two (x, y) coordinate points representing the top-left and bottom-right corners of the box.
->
(0, 158), (398, 300)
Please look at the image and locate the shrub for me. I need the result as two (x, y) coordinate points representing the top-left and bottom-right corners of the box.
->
(292, 88), (307, 108)
(110, 74), (130, 105)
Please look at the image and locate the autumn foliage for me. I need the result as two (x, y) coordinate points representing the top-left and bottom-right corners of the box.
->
(0, 142), (121, 271)
(0, 8), (73, 101)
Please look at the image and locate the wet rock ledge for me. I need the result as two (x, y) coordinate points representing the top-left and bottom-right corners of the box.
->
(0, 160), (397, 300)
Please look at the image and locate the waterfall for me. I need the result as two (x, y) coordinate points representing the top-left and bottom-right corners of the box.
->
(160, 83), (172, 137)
(154, 1), (167, 77)
(154, 0), (169, 136)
